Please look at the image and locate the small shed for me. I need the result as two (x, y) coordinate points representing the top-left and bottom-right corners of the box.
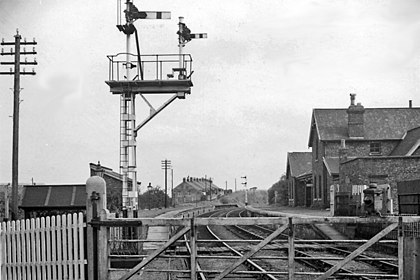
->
(398, 179), (420, 215)
(19, 184), (86, 219)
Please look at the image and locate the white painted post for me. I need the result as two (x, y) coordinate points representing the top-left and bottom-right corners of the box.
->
(5, 222), (11, 280)
(16, 220), (21, 280)
(78, 212), (85, 280)
(11, 221), (16, 280)
(56, 215), (62, 280)
(35, 218), (41, 280)
(51, 216), (57, 280)
(62, 215), (68, 280)
(86, 176), (107, 280)
(72, 213), (79, 280)
(30, 219), (36, 280)
(20, 220), (26, 280)
(40, 217), (46, 280)
(0, 222), (2, 280)
(45, 216), (51, 280)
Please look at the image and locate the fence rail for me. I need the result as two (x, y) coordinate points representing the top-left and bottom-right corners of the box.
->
(0, 213), (86, 280)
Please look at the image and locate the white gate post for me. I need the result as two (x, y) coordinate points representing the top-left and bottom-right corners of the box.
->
(86, 176), (107, 280)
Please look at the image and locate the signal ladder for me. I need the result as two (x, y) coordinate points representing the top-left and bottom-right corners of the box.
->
(120, 93), (137, 209)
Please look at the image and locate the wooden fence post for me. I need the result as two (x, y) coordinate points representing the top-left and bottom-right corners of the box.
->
(86, 176), (107, 280)
(190, 217), (197, 280)
(288, 217), (295, 279)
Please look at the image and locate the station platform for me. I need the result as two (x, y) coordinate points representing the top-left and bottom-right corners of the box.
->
(248, 205), (348, 240)
(142, 209), (184, 251)
(253, 205), (331, 217)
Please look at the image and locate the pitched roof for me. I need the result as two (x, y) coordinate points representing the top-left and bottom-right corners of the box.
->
(309, 107), (420, 146)
(89, 162), (139, 184)
(20, 184), (86, 209)
(391, 127), (420, 156)
(323, 157), (339, 176)
(287, 152), (312, 178)
(174, 178), (222, 192)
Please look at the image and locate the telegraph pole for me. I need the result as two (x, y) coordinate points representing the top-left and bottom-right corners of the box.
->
(171, 168), (174, 207)
(161, 159), (171, 208)
(209, 177), (212, 201)
(1, 30), (37, 219)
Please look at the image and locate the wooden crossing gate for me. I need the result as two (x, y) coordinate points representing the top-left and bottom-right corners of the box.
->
(0, 213), (86, 280)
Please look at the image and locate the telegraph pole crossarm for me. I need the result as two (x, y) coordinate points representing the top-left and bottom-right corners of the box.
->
(1, 29), (37, 219)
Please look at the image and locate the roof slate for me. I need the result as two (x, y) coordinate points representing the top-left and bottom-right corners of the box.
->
(174, 179), (222, 192)
(323, 157), (340, 175)
(311, 108), (420, 144)
(20, 185), (86, 209)
(391, 127), (420, 156)
(287, 152), (312, 178)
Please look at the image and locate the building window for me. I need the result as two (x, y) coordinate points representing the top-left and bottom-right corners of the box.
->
(370, 142), (381, 155)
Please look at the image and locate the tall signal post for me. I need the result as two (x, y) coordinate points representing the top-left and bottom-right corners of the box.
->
(107, 0), (206, 211)
(241, 176), (248, 206)
(161, 159), (171, 208)
(1, 30), (37, 219)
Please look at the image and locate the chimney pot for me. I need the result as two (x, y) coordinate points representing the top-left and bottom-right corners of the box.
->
(350, 93), (356, 106)
(340, 139), (346, 148)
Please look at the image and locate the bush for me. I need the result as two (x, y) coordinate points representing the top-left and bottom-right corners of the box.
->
(267, 175), (288, 206)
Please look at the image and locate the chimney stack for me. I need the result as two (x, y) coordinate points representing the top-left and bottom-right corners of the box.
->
(347, 94), (365, 138)
(339, 139), (348, 163)
(409, 100), (413, 108)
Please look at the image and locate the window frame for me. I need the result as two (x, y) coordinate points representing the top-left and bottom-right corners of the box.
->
(369, 142), (382, 155)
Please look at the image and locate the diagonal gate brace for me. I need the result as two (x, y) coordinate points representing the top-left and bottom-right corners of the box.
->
(119, 226), (190, 280)
(316, 222), (398, 280)
(214, 222), (289, 280)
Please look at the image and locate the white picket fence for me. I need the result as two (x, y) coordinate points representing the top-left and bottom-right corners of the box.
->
(0, 213), (86, 280)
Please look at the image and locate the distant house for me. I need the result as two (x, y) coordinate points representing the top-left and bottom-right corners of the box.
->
(173, 177), (223, 205)
(308, 94), (420, 209)
(20, 184), (86, 219)
(286, 152), (312, 207)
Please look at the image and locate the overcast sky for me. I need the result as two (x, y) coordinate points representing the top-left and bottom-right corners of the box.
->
(1, 0), (420, 193)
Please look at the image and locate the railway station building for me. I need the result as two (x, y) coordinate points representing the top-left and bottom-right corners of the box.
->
(307, 94), (420, 210)
(286, 152), (312, 207)
(173, 177), (223, 205)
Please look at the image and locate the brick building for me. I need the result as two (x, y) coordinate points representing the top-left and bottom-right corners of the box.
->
(308, 94), (420, 209)
(286, 152), (312, 207)
(173, 177), (223, 205)
(90, 162), (140, 212)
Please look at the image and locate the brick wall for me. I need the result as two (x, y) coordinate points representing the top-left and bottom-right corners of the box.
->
(312, 132), (323, 207)
(325, 140), (398, 157)
(340, 156), (420, 212)
(295, 179), (306, 206)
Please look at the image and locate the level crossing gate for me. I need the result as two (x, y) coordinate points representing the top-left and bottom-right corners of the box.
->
(86, 176), (420, 280)
(0, 212), (86, 280)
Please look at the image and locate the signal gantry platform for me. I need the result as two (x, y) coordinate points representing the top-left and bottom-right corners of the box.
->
(105, 53), (193, 97)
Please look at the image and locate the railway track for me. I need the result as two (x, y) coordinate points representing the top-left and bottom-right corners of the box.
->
(224, 208), (399, 279)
